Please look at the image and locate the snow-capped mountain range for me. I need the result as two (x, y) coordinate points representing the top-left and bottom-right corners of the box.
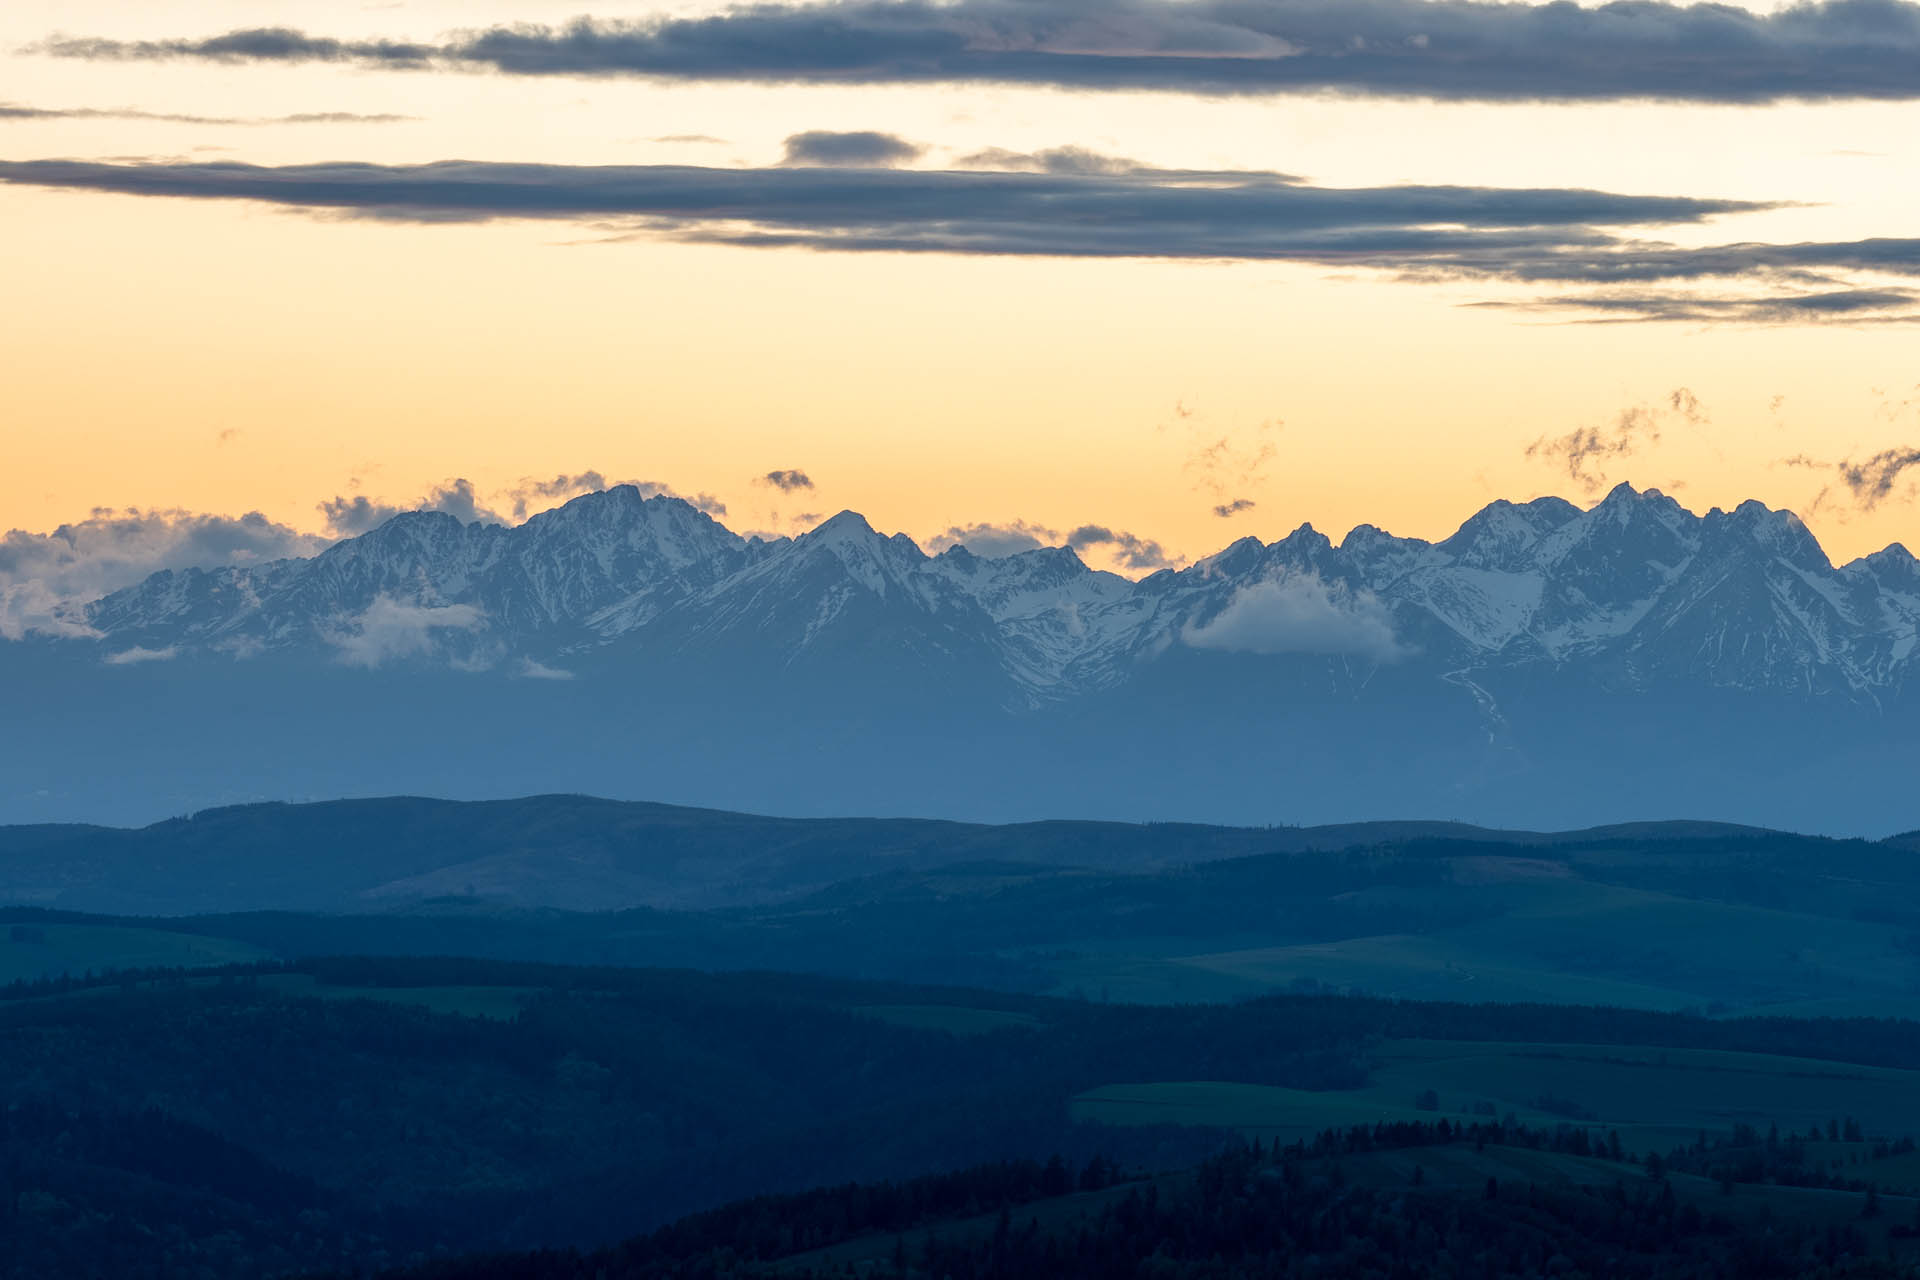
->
(79, 482), (1920, 703)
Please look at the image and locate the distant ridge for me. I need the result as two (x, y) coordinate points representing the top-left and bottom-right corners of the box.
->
(0, 793), (1836, 916)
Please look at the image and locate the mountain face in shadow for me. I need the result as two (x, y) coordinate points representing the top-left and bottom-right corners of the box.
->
(5, 483), (1918, 830)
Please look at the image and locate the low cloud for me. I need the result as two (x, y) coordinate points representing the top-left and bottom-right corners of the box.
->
(102, 645), (178, 665)
(782, 130), (922, 167)
(517, 657), (575, 680)
(326, 594), (483, 668)
(318, 478), (504, 536)
(504, 471), (611, 519)
(1067, 524), (1179, 572)
(1183, 572), (1406, 661)
(0, 507), (327, 640)
(758, 469), (815, 492)
(47, 3), (1920, 105)
(506, 473), (728, 520)
(927, 519), (1060, 558)
(1213, 498), (1257, 518)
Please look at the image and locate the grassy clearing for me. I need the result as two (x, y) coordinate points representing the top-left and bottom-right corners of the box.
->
(1076, 1037), (1920, 1154)
(768, 1174), (1184, 1275)
(853, 1004), (1040, 1035)
(1073, 1081), (1442, 1145)
(255, 973), (535, 1020)
(0, 922), (269, 984)
(1038, 877), (1920, 1012)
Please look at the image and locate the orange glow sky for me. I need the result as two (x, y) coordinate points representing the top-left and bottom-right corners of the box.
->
(5, 0), (1920, 570)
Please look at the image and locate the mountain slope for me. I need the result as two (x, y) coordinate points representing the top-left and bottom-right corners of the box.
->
(9, 483), (1920, 831)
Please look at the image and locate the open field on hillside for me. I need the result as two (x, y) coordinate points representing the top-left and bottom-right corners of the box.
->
(1077, 1038), (1920, 1153)
(853, 1003), (1041, 1035)
(1041, 876), (1920, 1012)
(0, 922), (269, 984)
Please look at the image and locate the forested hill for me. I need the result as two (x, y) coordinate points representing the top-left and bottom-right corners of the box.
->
(16, 956), (1920, 1279)
(0, 792), (1786, 915)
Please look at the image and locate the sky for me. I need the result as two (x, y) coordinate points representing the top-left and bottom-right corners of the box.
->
(5, 0), (1920, 606)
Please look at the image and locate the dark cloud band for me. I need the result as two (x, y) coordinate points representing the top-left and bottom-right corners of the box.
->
(0, 153), (1911, 321)
(38, 0), (1920, 104)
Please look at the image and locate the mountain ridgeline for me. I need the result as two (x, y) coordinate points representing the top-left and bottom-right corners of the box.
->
(6, 484), (1918, 830)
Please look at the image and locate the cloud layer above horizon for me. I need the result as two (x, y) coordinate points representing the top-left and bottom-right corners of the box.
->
(7, 149), (1907, 321)
(39, 0), (1920, 105)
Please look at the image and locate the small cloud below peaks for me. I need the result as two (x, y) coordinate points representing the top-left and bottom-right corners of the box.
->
(103, 644), (178, 665)
(1183, 573), (1406, 662)
(326, 594), (483, 668)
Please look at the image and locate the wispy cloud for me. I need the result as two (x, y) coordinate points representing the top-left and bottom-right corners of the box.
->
(1789, 445), (1920, 512)
(41, 1), (1920, 104)
(758, 469), (815, 492)
(1527, 388), (1707, 494)
(0, 101), (410, 125)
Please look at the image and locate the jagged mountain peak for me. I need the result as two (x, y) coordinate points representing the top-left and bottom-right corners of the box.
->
(65, 483), (1920, 706)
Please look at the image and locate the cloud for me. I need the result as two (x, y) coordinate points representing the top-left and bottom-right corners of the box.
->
(782, 129), (922, 167)
(504, 470), (610, 519)
(758, 469), (815, 492)
(1213, 498), (1257, 518)
(926, 519), (1061, 558)
(1840, 447), (1920, 508)
(0, 153), (1859, 321)
(954, 146), (1143, 175)
(1477, 286), (1920, 325)
(650, 133), (725, 144)
(1792, 445), (1920, 511)
(0, 507), (327, 641)
(1526, 388), (1705, 494)
(102, 645), (178, 665)
(516, 657), (575, 680)
(0, 101), (411, 125)
(325, 594), (483, 668)
(46, 2), (1920, 105)
(318, 478), (504, 536)
(1183, 572), (1405, 661)
(1066, 524), (1179, 571)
